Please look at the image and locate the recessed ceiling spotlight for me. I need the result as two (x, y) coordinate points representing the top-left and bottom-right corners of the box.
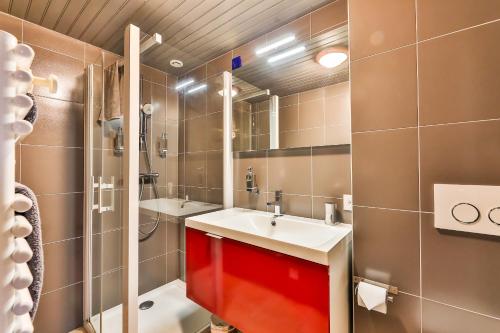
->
(170, 59), (183, 68)
(175, 79), (194, 90)
(255, 34), (296, 55)
(268, 45), (306, 63)
(218, 86), (240, 97)
(316, 47), (348, 68)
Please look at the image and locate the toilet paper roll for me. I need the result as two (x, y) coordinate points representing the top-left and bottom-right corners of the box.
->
(357, 281), (388, 314)
(12, 288), (33, 315)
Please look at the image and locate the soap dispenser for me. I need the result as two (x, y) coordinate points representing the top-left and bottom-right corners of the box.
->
(246, 166), (259, 194)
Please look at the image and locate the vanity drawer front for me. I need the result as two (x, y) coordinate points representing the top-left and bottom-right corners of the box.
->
(186, 227), (330, 333)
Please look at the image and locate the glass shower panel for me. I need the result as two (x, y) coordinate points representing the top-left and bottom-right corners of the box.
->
(85, 51), (125, 333)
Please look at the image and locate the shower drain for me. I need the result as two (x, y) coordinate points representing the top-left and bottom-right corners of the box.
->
(139, 300), (154, 310)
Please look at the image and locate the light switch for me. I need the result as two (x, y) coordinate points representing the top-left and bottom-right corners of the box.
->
(434, 184), (500, 237)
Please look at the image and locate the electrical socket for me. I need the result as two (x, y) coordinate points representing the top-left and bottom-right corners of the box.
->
(343, 194), (353, 211)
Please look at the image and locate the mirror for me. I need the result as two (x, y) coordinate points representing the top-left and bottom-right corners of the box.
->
(232, 24), (349, 152)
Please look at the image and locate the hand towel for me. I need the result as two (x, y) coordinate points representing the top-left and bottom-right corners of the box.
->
(15, 183), (43, 320)
(100, 61), (123, 121)
(24, 93), (37, 124)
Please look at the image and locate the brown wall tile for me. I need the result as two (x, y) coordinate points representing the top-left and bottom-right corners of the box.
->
(29, 44), (84, 103)
(419, 120), (500, 211)
(22, 97), (84, 147)
(206, 112), (222, 150)
(417, 0), (500, 40)
(207, 150), (223, 189)
(421, 213), (500, 317)
(418, 22), (500, 125)
(207, 51), (232, 77)
(353, 207), (420, 294)
(311, 0), (348, 36)
(274, 193), (312, 218)
(34, 283), (83, 333)
(352, 128), (419, 210)
(167, 251), (181, 282)
(312, 196), (351, 223)
(0, 11), (22, 39)
(354, 293), (421, 333)
(38, 193), (83, 243)
(43, 238), (83, 292)
(139, 222), (167, 261)
(279, 104), (299, 132)
(185, 116), (207, 152)
(349, 0), (416, 60)
(23, 21), (85, 61)
(351, 45), (417, 132)
(234, 190), (267, 211)
(422, 299), (500, 333)
(312, 145), (351, 197)
(185, 152), (206, 187)
(21, 145), (84, 195)
(139, 255), (167, 295)
(268, 149), (312, 195)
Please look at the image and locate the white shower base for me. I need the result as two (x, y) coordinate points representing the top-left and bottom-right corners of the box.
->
(90, 280), (210, 333)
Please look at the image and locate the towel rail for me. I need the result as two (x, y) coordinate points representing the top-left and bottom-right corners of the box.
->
(0, 29), (57, 332)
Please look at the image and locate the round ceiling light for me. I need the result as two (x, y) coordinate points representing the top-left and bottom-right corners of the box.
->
(170, 59), (183, 68)
(218, 86), (240, 97)
(316, 47), (348, 68)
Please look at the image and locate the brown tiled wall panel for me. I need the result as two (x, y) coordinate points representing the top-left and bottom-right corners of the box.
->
(350, 0), (500, 330)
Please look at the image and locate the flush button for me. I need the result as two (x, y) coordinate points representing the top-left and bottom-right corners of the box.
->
(451, 203), (480, 224)
(488, 207), (500, 226)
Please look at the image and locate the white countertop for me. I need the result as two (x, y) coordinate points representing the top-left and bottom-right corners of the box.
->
(139, 198), (222, 217)
(186, 208), (352, 265)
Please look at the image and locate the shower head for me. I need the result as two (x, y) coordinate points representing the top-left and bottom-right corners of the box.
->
(141, 103), (153, 116)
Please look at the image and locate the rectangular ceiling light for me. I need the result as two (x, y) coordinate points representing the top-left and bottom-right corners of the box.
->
(267, 45), (306, 63)
(175, 79), (194, 90)
(255, 35), (296, 55)
(187, 84), (207, 94)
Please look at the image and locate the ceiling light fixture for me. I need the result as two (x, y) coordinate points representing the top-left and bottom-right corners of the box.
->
(218, 86), (240, 97)
(316, 47), (348, 68)
(187, 84), (207, 94)
(268, 45), (306, 63)
(255, 35), (296, 55)
(170, 59), (183, 68)
(175, 79), (194, 90)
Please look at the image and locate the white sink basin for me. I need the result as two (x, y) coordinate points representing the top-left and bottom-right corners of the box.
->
(186, 208), (352, 265)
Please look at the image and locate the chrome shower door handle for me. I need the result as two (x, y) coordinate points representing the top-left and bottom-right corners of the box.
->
(98, 176), (115, 213)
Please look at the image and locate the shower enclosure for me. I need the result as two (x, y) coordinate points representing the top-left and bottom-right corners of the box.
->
(83, 25), (232, 333)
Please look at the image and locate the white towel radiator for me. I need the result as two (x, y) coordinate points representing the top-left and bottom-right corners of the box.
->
(0, 30), (57, 333)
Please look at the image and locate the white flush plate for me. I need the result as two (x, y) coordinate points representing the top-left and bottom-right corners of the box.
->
(434, 184), (500, 236)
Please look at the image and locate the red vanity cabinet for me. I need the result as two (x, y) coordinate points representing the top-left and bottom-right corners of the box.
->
(186, 227), (330, 333)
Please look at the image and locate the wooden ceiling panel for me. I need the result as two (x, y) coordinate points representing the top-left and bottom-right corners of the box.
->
(2, 0), (337, 75)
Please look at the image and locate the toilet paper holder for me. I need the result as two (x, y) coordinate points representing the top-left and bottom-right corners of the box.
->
(354, 276), (398, 303)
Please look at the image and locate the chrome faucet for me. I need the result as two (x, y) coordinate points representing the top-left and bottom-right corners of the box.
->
(267, 190), (283, 226)
(180, 194), (190, 208)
